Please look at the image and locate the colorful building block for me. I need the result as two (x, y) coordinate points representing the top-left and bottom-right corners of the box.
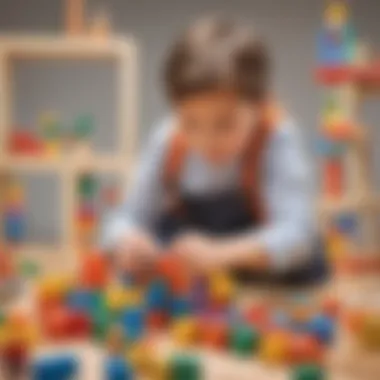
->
(209, 272), (235, 305)
(31, 354), (79, 380)
(156, 255), (191, 294)
(260, 331), (290, 364)
(308, 315), (335, 345)
(0, 340), (29, 378)
(168, 354), (202, 380)
(358, 314), (380, 350)
(79, 253), (109, 289)
(170, 296), (191, 318)
(145, 279), (170, 311)
(199, 319), (227, 350)
(67, 289), (100, 314)
(292, 364), (325, 380)
(146, 311), (168, 330)
(288, 334), (324, 365)
(121, 308), (146, 342)
(171, 317), (198, 347)
(105, 356), (133, 380)
(229, 324), (260, 356)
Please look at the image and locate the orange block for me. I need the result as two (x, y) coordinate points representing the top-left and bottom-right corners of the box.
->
(79, 252), (110, 289)
(156, 255), (191, 294)
(323, 160), (343, 197)
(199, 319), (227, 349)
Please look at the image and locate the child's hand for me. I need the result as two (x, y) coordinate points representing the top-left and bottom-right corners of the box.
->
(171, 233), (227, 273)
(116, 230), (159, 272)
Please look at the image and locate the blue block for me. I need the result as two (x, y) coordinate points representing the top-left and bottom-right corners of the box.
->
(170, 296), (191, 318)
(32, 354), (78, 380)
(309, 314), (335, 345)
(67, 290), (99, 314)
(105, 357), (133, 380)
(334, 213), (357, 234)
(145, 279), (170, 311)
(121, 308), (146, 341)
(315, 138), (345, 157)
(4, 214), (26, 243)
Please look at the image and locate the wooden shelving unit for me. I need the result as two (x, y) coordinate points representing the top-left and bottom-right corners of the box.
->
(0, 35), (138, 262)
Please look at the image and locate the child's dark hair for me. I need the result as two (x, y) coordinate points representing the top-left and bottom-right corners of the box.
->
(164, 16), (271, 103)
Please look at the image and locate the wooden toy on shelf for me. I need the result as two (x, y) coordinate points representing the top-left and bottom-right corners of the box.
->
(65, 0), (87, 36)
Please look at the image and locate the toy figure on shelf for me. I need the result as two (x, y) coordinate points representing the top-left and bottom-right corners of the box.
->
(76, 173), (99, 248)
(317, 0), (356, 66)
(39, 112), (63, 157)
(3, 177), (26, 244)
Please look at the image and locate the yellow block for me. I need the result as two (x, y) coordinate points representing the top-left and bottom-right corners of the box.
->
(124, 288), (143, 307)
(37, 275), (73, 299)
(44, 140), (61, 157)
(260, 332), (290, 364)
(106, 287), (129, 311)
(358, 315), (380, 350)
(171, 317), (198, 347)
(326, 234), (347, 261)
(126, 342), (155, 374)
(209, 272), (235, 304)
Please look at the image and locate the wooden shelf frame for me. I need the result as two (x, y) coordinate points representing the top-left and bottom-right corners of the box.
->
(0, 35), (138, 258)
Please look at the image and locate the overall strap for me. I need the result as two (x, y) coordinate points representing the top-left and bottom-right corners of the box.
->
(163, 104), (282, 219)
(241, 103), (283, 223)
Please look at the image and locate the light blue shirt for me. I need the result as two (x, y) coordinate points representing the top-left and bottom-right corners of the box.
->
(101, 116), (316, 273)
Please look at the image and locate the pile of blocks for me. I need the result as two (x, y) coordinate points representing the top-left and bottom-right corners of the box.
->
(0, 251), (340, 379)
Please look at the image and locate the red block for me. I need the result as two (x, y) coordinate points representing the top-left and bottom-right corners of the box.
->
(323, 160), (343, 198)
(43, 307), (91, 340)
(199, 320), (227, 349)
(244, 303), (270, 330)
(147, 311), (168, 330)
(79, 252), (110, 289)
(43, 306), (71, 340)
(9, 131), (44, 155)
(0, 341), (29, 373)
(288, 334), (324, 365)
(67, 311), (92, 338)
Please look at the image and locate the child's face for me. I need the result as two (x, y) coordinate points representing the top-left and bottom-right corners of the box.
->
(177, 91), (259, 164)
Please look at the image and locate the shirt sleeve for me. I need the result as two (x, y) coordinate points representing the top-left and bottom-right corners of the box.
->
(254, 120), (317, 272)
(99, 118), (172, 251)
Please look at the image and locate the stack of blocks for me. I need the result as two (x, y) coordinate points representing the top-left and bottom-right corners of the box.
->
(76, 174), (98, 248)
(3, 177), (26, 243)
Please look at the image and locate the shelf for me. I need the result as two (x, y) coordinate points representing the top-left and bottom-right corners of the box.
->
(0, 35), (135, 60)
(319, 194), (377, 215)
(0, 155), (133, 174)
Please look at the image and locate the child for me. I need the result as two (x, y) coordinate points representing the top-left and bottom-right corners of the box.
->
(102, 16), (327, 285)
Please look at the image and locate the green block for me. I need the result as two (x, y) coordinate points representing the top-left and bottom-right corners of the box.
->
(230, 324), (260, 356)
(73, 114), (95, 139)
(293, 364), (325, 380)
(78, 174), (98, 197)
(91, 293), (112, 341)
(169, 354), (202, 380)
(18, 260), (40, 278)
